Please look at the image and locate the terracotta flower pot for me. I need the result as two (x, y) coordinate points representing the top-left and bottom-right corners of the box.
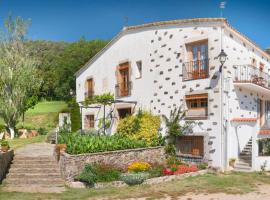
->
(55, 144), (67, 154)
(1, 146), (9, 153)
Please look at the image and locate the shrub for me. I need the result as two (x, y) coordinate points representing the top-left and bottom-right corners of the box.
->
(164, 144), (176, 156)
(69, 100), (81, 132)
(93, 164), (121, 182)
(198, 162), (208, 170)
(37, 127), (47, 135)
(1, 140), (9, 147)
(166, 156), (181, 166)
(58, 133), (150, 154)
(117, 111), (161, 145)
(120, 172), (149, 186)
(148, 165), (164, 178)
(128, 162), (151, 173)
(75, 164), (97, 187)
(162, 168), (174, 176)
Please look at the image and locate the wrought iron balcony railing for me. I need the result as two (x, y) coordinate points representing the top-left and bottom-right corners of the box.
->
(183, 59), (209, 81)
(115, 81), (132, 98)
(234, 65), (270, 89)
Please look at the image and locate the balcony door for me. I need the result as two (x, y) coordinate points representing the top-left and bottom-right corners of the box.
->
(118, 63), (130, 97)
(185, 40), (208, 80)
(191, 43), (208, 79)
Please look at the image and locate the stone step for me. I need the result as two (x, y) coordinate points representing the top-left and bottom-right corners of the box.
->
(235, 162), (251, 167)
(3, 186), (65, 193)
(6, 173), (62, 179)
(233, 168), (253, 172)
(14, 156), (55, 161)
(11, 163), (59, 168)
(12, 160), (57, 165)
(4, 178), (64, 185)
(9, 168), (60, 174)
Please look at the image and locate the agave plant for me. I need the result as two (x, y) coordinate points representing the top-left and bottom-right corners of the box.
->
(162, 107), (195, 155)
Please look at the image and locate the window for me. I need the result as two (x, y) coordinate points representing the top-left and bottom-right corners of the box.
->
(185, 94), (208, 119)
(177, 136), (204, 156)
(260, 63), (264, 71)
(135, 61), (142, 79)
(258, 138), (270, 156)
(116, 62), (131, 97)
(85, 114), (95, 129)
(184, 40), (209, 80)
(252, 58), (257, 67)
(117, 108), (132, 119)
(85, 78), (94, 98)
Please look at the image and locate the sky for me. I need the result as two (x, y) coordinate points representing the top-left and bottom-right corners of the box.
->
(0, 0), (269, 49)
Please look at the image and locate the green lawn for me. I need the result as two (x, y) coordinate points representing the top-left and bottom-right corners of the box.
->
(0, 101), (68, 131)
(0, 101), (68, 147)
(0, 172), (269, 200)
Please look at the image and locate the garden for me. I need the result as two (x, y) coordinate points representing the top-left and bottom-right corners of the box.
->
(56, 98), (208, 188)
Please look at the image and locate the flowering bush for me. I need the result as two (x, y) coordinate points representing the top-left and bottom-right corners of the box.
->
(128, 162), (151, 173)
(163, 164), (198, 176)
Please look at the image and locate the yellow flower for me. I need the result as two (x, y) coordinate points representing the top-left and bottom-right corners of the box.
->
(128, 162), (151, 172)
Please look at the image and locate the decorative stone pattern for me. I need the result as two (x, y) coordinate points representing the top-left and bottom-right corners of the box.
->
(59, 147), (165, 181)
(0, 150), (14, 182)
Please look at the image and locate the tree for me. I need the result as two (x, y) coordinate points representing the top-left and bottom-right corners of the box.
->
(266, 48), (270, 55)
(0, 16), (41, 138)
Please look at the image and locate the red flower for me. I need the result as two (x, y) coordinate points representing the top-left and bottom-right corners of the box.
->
(163, 168), (174, 176)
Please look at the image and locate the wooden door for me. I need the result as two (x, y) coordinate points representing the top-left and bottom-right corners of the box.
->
(119, 67), (129, 96)
(87, 79), (93, 98)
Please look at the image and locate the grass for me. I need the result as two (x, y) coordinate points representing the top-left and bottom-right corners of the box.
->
(7, 135), (47, 150)
(0, 101), (68, 149)
(0, 101), (68, 131)
(0, 172), (269, 200)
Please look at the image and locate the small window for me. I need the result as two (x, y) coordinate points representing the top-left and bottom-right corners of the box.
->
(136, 61), (142, 79)
(85, 114), (95, 129)
(258, 138), (270, 156)
(118, 108), (132, 119)
(177, 136), (204, 156)
(185, 94), (208, 119)
(260, 63), (264, 71)
(252, 58), (257, 67)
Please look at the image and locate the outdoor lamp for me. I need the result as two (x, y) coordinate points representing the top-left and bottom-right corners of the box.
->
(218, 49), (228, 72)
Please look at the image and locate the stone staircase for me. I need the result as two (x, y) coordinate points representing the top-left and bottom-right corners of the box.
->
(3, 143), (65, 193)
(234, 138), (252, 172)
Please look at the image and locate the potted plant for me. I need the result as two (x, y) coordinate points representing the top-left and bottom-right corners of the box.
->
(229, 158), (236, 168)
(1, 140), (10, 152)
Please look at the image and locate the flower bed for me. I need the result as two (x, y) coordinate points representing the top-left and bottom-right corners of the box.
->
(68, 159), (209, 189)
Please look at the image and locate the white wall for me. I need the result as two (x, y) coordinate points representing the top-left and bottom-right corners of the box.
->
(76, 19), (270, 170)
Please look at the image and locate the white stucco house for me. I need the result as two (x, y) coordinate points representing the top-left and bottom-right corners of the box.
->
(75, 18), (270, 171)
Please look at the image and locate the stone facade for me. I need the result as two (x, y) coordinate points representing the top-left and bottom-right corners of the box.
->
(0, 150), (14, 183)
(59, 146), (165, 181)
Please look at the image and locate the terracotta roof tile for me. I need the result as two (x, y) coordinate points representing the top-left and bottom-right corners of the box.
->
(259, 129), (270, 135)
(231, 118), (257, 123)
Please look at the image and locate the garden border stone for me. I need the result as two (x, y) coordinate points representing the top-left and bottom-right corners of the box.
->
(0, 150), (14, 183)
(59, 146), (165, 181)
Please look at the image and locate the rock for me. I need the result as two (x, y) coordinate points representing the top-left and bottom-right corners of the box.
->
(66, 181), (87, 188)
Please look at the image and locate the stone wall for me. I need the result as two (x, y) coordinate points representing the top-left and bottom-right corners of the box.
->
(59, 146), (165, 181)
(0, 150), (14, 183)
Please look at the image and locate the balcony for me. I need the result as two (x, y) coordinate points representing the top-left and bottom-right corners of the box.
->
(185, 108), (208, 120)
(183, 59), (209, 81)
(234, 65), (270, 95)
(115, 82), (132, 98)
